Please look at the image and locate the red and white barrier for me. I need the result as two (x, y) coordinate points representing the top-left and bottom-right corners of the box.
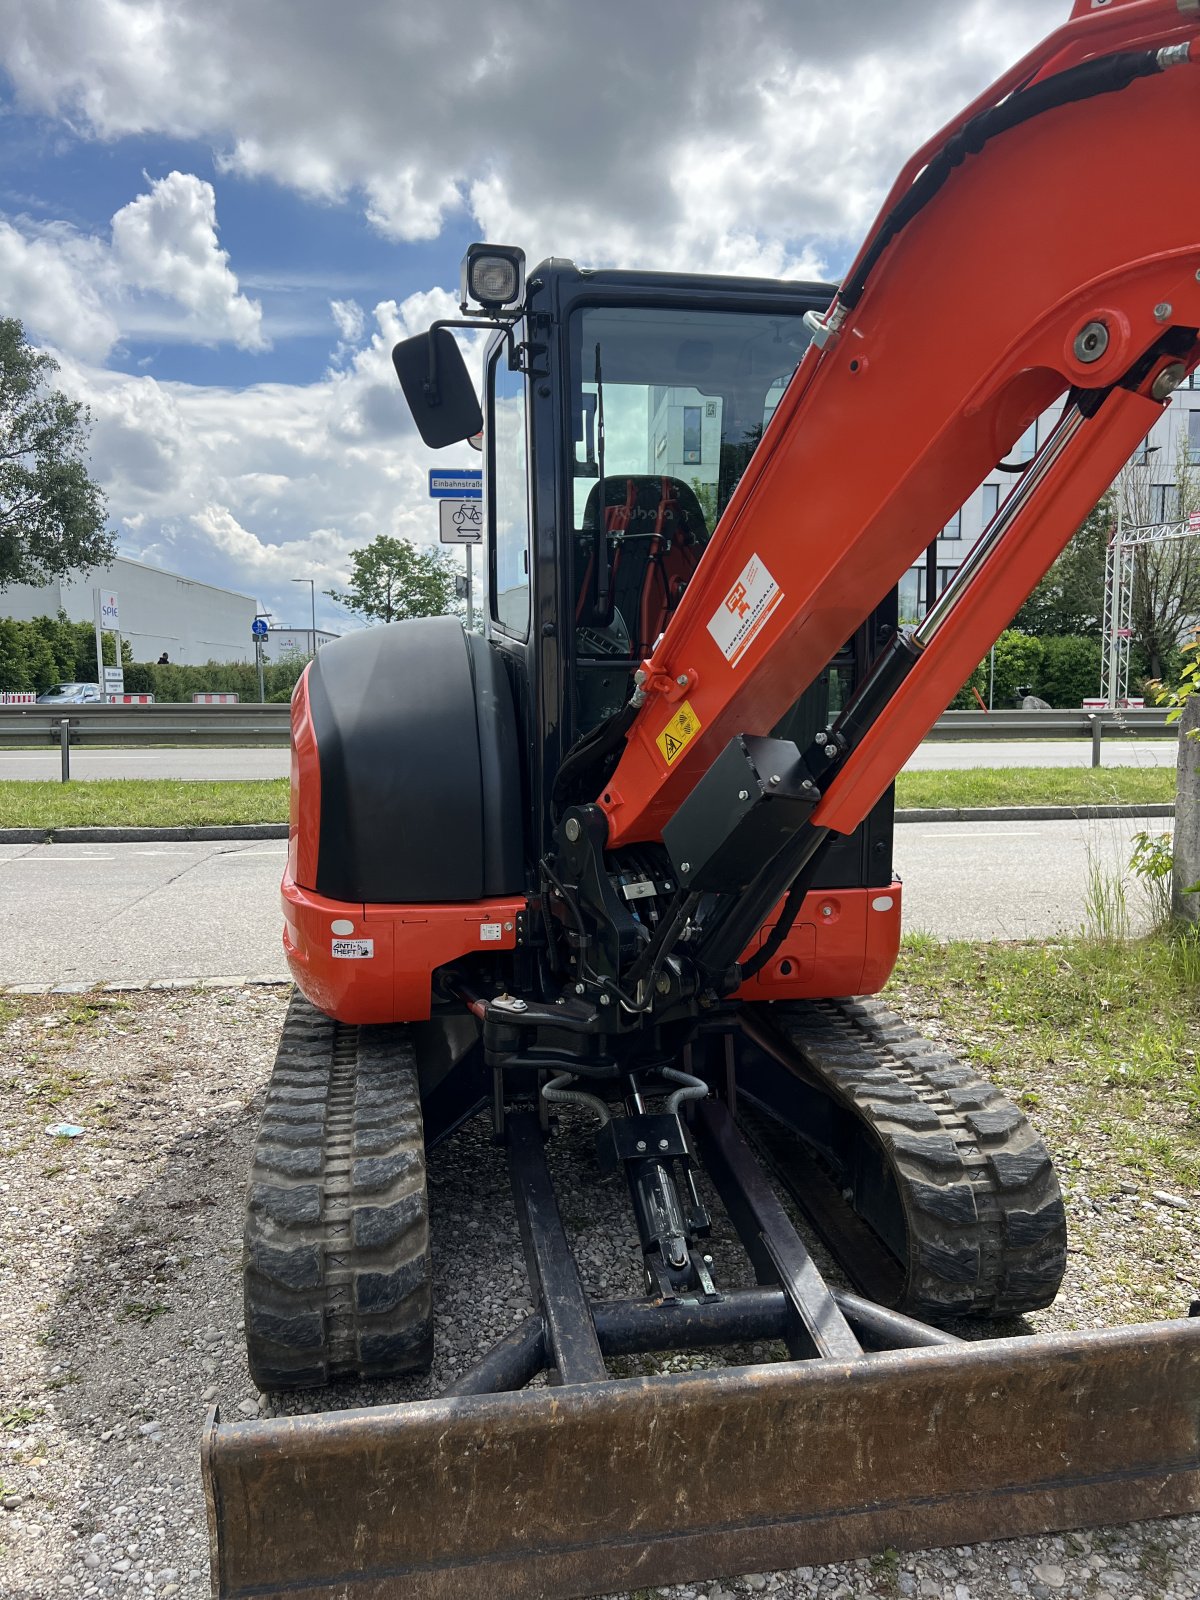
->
(108, 693), (156, 704)
(192, 692), (240, 704)
(0, 692), (37, 704)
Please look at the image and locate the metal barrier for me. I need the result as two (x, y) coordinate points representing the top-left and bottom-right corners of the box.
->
(0, 703), (289, 748)
(0, 703), (1175, 783)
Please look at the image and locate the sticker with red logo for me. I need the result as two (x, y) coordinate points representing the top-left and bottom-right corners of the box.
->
(706, 554), (782, 665)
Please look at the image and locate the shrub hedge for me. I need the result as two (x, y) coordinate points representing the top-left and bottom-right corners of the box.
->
(0, 613), (310, 700)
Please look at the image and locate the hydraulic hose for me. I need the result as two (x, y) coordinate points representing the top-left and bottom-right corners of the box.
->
(660, 1067), (709, 1116)
(541, 1072), (612, 1126)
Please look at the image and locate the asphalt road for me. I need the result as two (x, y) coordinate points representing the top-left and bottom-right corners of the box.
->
(0, 815), (1171, 988)
(0, 737), (1181, 780)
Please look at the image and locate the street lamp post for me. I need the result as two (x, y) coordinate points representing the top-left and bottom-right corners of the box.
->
(292, 577), (317, 656)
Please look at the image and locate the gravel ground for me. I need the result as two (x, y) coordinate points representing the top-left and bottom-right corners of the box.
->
(1, 984), (1198, 1600)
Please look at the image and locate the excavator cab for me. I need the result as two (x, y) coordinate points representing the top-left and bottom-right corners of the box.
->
(204, 5), (1200, 1596)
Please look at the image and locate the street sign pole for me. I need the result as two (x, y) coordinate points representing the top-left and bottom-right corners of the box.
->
(430, 472), (482, 633)
(252, 616), (269, 702)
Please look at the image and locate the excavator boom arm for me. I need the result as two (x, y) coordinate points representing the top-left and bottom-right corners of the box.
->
(601, 0), (1200, 849)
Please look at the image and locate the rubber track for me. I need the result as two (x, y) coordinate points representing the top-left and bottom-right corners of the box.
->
(764, 996), (1068, 1320)
(243, 991), (433, 1390)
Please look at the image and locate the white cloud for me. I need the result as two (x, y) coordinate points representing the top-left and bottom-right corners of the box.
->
(330, 299), (365, 346)
(46, 291), (485, 629)
(110, 172), (264, 349)
(0, 0), (1054, 273)
(0, 220), (119, 359)
(0, 171), (263, 358)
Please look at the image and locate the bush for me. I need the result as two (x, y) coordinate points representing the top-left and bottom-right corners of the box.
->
(951, 630), (1104, 711)
(1038, 635), (1101, 709)
(0, 611), (302, 698)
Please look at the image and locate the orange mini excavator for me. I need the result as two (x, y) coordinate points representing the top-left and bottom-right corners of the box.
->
(203, 3), (1200, 1596)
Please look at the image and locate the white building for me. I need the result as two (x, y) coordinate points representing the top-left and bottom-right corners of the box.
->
(898, 375), (1200, 621)
(1, 555), (260, 665)
(265, 627), (338, 660)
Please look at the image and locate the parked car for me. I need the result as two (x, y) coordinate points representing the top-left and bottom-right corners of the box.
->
(36, 682), (104, 704)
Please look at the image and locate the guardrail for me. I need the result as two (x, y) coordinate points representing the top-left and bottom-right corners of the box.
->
(0, 703), (1174, 761)
(0, 703), (291, 750)
(924, 707), (1172, 740)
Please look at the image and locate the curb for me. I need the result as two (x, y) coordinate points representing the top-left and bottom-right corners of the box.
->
(0, 823), (289, 844)
(894, 803), (1176, 823)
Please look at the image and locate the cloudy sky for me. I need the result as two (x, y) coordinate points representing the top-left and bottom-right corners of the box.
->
(0, 0), (1053, 634)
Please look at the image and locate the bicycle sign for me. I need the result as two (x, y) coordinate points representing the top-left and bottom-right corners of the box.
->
(439, 498), (483, 544)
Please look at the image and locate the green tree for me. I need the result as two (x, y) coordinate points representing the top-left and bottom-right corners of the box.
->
(325, 534), (458, 624)
(1015, 490), (1112, 637)
(0, 318), (112, 588)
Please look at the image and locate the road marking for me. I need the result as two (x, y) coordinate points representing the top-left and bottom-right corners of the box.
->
(5, 855), (116, 862)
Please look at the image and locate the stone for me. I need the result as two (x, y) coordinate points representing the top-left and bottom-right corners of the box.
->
(1034, 1566), (1067, 1590)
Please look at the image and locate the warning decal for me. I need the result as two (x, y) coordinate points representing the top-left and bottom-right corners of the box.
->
(332, 938), (374, 959)
(655, 700), (702, 765)
(706, 553), (782, 666)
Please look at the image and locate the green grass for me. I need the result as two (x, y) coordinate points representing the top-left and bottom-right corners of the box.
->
(0, 778), (289, 828)
(894, 765), (1175, 810)
(0, 767), (1176, 828)
(889, 932), (1200, 1190)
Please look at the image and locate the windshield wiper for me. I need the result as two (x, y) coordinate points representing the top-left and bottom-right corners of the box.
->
(589, 341), (612, 624)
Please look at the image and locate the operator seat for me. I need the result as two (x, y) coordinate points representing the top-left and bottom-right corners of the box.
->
(575, 475), (710, 658)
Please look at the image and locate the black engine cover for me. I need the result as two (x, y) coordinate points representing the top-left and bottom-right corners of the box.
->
(306, 617), (524, 904)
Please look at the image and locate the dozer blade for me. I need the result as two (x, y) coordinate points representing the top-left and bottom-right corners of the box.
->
(204, 1318), (1200, 1600)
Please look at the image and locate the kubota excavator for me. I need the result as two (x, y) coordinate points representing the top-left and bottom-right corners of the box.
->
(202, 2), (1200, 1595)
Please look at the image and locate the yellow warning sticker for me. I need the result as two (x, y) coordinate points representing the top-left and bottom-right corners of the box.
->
(656, 700), (701, 765)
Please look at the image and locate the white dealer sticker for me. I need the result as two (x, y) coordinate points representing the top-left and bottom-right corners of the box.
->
(706, 553), (782, 666)
(480, 923), (503, 942)
(332, 938), (374, 959)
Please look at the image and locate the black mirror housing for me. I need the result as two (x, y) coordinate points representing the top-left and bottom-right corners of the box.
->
(392, 328), (484, 449)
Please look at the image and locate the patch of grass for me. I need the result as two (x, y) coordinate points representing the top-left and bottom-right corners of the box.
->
(0, 767), (1176, 828)
(1081, 842), (1130, 943)
(890, 931), (1200, 1190)
(120, 1301), (169, 1325)
(1, 1406), (42, 1430)
(0, 777), (288, 829)
(894, 765), (1175, 811)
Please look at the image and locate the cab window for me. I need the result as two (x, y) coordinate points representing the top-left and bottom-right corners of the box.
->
(489, 335), (531, 637)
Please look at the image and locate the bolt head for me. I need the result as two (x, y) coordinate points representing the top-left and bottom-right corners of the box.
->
(599, 993), (611, 1006)
(1072, 319), (1109, 364)
(636, 1140), (647, 1153)
(769, 774), (781, 785)
(737, 788), (749, 801)
(824, 743), (838, 758)
(564, 816), (581, 842)
(658, 1138), (670, 1150)
(676, 673), (689, 687)
(574, 982), (585, 995)
(1154, 302), (1173, 323)
(821, 905), (833, 917)
(680, 861), (691, 873)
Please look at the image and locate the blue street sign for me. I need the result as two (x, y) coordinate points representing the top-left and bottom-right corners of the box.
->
(252, 618), (269, 638)
(429, 470), (482, 499)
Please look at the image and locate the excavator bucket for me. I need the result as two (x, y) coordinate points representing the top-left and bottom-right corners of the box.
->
(204, 1318), (1200, 1600)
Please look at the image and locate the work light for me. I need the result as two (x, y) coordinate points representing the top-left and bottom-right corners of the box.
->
(460, 243), (526, 314)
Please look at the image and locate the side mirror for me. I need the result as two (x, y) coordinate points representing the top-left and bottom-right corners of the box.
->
(392, 328), (484, 449)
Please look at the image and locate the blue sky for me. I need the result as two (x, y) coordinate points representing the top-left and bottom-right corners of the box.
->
(0, 0), (1049, 636)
